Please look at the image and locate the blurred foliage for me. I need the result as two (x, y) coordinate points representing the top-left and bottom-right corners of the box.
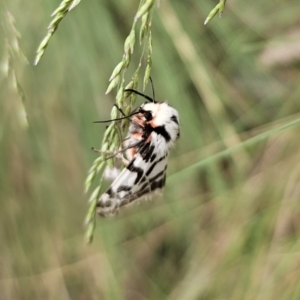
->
(1, 0), (300, 299)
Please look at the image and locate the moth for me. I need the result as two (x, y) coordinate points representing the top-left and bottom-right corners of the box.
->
(95, 84), (180, 217)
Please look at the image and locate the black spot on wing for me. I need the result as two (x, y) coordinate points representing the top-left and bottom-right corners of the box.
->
(140, 176), (147, 183)
(146, 161), (156, 177)
(134, 188), (151, 201)
(162, 173), (166, 186)
(117, 185), (131, 193)
(150, 178), (165, 191)
(146, 155), (167, 177)
(149, 170), (165, 183)
(126, 159), (135, 169)
(171, 115), (179, 125)
(127, 158), (144, 184)
(150, 153), (157, 162)
(140, 182), (149, 192)
(139, 143), (155, 162)
(106, 188), (112, 196)
(153, 125), (171, 142)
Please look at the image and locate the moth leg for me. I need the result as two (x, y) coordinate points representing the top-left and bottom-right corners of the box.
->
(115, 152), (129, 166)
(91, 147), (129, 166)
(91, 147), (105, 154)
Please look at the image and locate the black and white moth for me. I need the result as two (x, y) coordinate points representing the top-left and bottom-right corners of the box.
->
(96, 87), (180, 217)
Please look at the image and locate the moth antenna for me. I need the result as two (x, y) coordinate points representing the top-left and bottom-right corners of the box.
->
(92, 140), (143, 161)
(93, 110), (138, 123)
(149, 77), (155, 102)
(124, 89), (156, 103)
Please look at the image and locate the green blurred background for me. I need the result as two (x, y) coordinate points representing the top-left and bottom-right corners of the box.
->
(1, 0), (300, 299)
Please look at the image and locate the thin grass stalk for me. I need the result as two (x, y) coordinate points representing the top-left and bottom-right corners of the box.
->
(34, 0), (81, 65)
(160, 0), (249, 166)
(84, 0), (157, 243)
(1, 9), (28, 129)
(204, 0), (227, 25)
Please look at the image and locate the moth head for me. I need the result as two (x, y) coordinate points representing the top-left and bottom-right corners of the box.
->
(138, 106), (153, 121)
(142, 102), (180, 142)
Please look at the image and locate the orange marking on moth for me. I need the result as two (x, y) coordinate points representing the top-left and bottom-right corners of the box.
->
(128, 147), (136, 160)
(133, 133), (143, 139)
(148, 103), (161, 128)
(149, 119), (157, 128)
(133, 115), (145, 127)
(145, 135), (152, 143)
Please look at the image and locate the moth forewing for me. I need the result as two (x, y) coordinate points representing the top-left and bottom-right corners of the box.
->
(97, 91), (180, 217)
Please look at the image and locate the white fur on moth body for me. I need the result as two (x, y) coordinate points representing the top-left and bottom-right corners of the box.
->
(97, 97), (180, 217)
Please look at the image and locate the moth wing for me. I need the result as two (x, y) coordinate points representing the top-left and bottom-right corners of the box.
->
(97, 147), (168, 216)
(125, 152), (168, 205)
